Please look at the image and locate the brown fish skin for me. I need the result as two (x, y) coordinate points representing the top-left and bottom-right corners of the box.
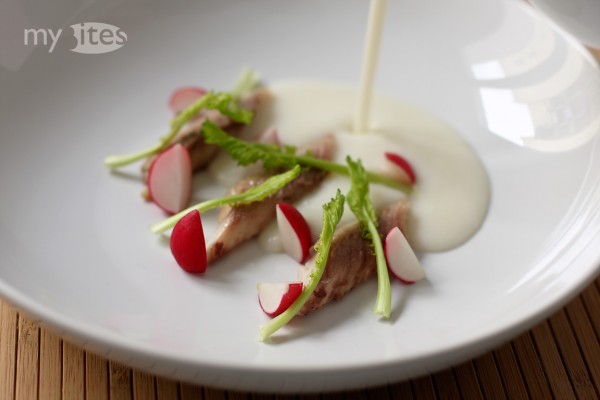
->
(141, 89), (270, 179)
(297, 200), (410, 316)
(206, 134), (337, 265)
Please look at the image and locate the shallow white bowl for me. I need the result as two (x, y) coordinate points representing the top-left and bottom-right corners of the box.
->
(0, 0), (599, 393)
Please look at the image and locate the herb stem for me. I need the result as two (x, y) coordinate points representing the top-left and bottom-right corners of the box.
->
(367, 217), (391, 318)
(104, 143), (164, 170)
(259, 191), (345, 341)
(202, 122), (412, 194)
(345, 156), (392, 320)
(294, 155), (411, 193)
(104, 94), (218, 169)
(258, 267), (322, 340)
(150, 193), (237, 235)
(150, 166), (301, 234)
(104, 70), (257, 171)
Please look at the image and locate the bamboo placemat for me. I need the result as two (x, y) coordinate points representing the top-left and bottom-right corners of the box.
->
(0, 276), (598, 399)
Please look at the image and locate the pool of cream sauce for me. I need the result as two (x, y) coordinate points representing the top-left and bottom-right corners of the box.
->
(209, 82), (490, 253)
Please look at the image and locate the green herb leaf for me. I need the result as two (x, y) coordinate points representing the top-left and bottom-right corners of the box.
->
(171, 91), (253, 129)
(203, 120), (296, 169)
(203, 122), (412, 193)
(231, 68), (261, 99)
(150, 165), (301, 234)
(259, 190), (345, 341)
(104, 71), (256, 170)
(346, 156), (391, 319)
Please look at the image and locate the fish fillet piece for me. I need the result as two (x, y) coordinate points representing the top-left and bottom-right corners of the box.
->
(297, 200), (410, 315)
(141, 89), (270, 179)
(206, 134), (337, 265)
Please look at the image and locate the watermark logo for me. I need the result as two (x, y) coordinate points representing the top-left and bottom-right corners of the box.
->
(24, 23), (127, 54)
(71, 23), (127, 54)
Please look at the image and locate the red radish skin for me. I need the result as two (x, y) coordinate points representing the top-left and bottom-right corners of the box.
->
(276, 203), (312, 263)
(170, 210), (207, 273)
(258, 282), (303, 317)
(147, 144), (193, 214)
(384, 152), (416, 185)
(384, 226), (426, 284)
(168, 86), (207, 114)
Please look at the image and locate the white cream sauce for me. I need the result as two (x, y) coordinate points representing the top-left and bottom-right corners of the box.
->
(209, 82), (490, 253)
(210, 0), (489, 254)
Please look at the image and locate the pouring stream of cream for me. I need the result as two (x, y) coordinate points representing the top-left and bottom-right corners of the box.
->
(354, 0), (388, 133)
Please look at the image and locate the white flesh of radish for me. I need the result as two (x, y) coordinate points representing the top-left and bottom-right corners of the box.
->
(385, 227), (426, 283)
(276, 206), (307, 262)
(148, 144), (192, 214)
(258, 283), (290, 313)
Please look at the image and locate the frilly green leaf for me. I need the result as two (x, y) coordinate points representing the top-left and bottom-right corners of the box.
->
(259, 190), (345, 341)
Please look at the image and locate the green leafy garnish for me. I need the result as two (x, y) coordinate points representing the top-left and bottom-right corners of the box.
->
(231, 68), (261, 99)
(104, 68), (260, 170)
(259, 190), (345, 341)
(202, 120), (296, 170)
(104, 92), (253, 169)
(202, 121), (412, 193)
(150, 165), (301, 234)
(346, 156), (391, 319)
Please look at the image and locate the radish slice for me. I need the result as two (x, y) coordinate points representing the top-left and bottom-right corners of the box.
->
(170, 210), (207, 273)
(384, 152), (416, 184)
(384, 226), (426, 284)
(276, 203), (312, 263)
(258, 282), (303, 317)
(147, 144), (192, 214)
(168, 86), (206, 114)
(257, 127), (281, 146)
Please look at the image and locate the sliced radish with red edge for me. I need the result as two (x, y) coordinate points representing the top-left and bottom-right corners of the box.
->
(258, 282), (303, 317)
(384, 226), (425, 284)
(170, 209), (207, 273)
(276, 203), (312, 263)
(384, 152), (416, 185)
(147, 143), (192, 214)
(168, 86), (207, 114)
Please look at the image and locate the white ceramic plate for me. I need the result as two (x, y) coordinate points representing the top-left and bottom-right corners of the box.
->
(1, 0), (600, 393)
